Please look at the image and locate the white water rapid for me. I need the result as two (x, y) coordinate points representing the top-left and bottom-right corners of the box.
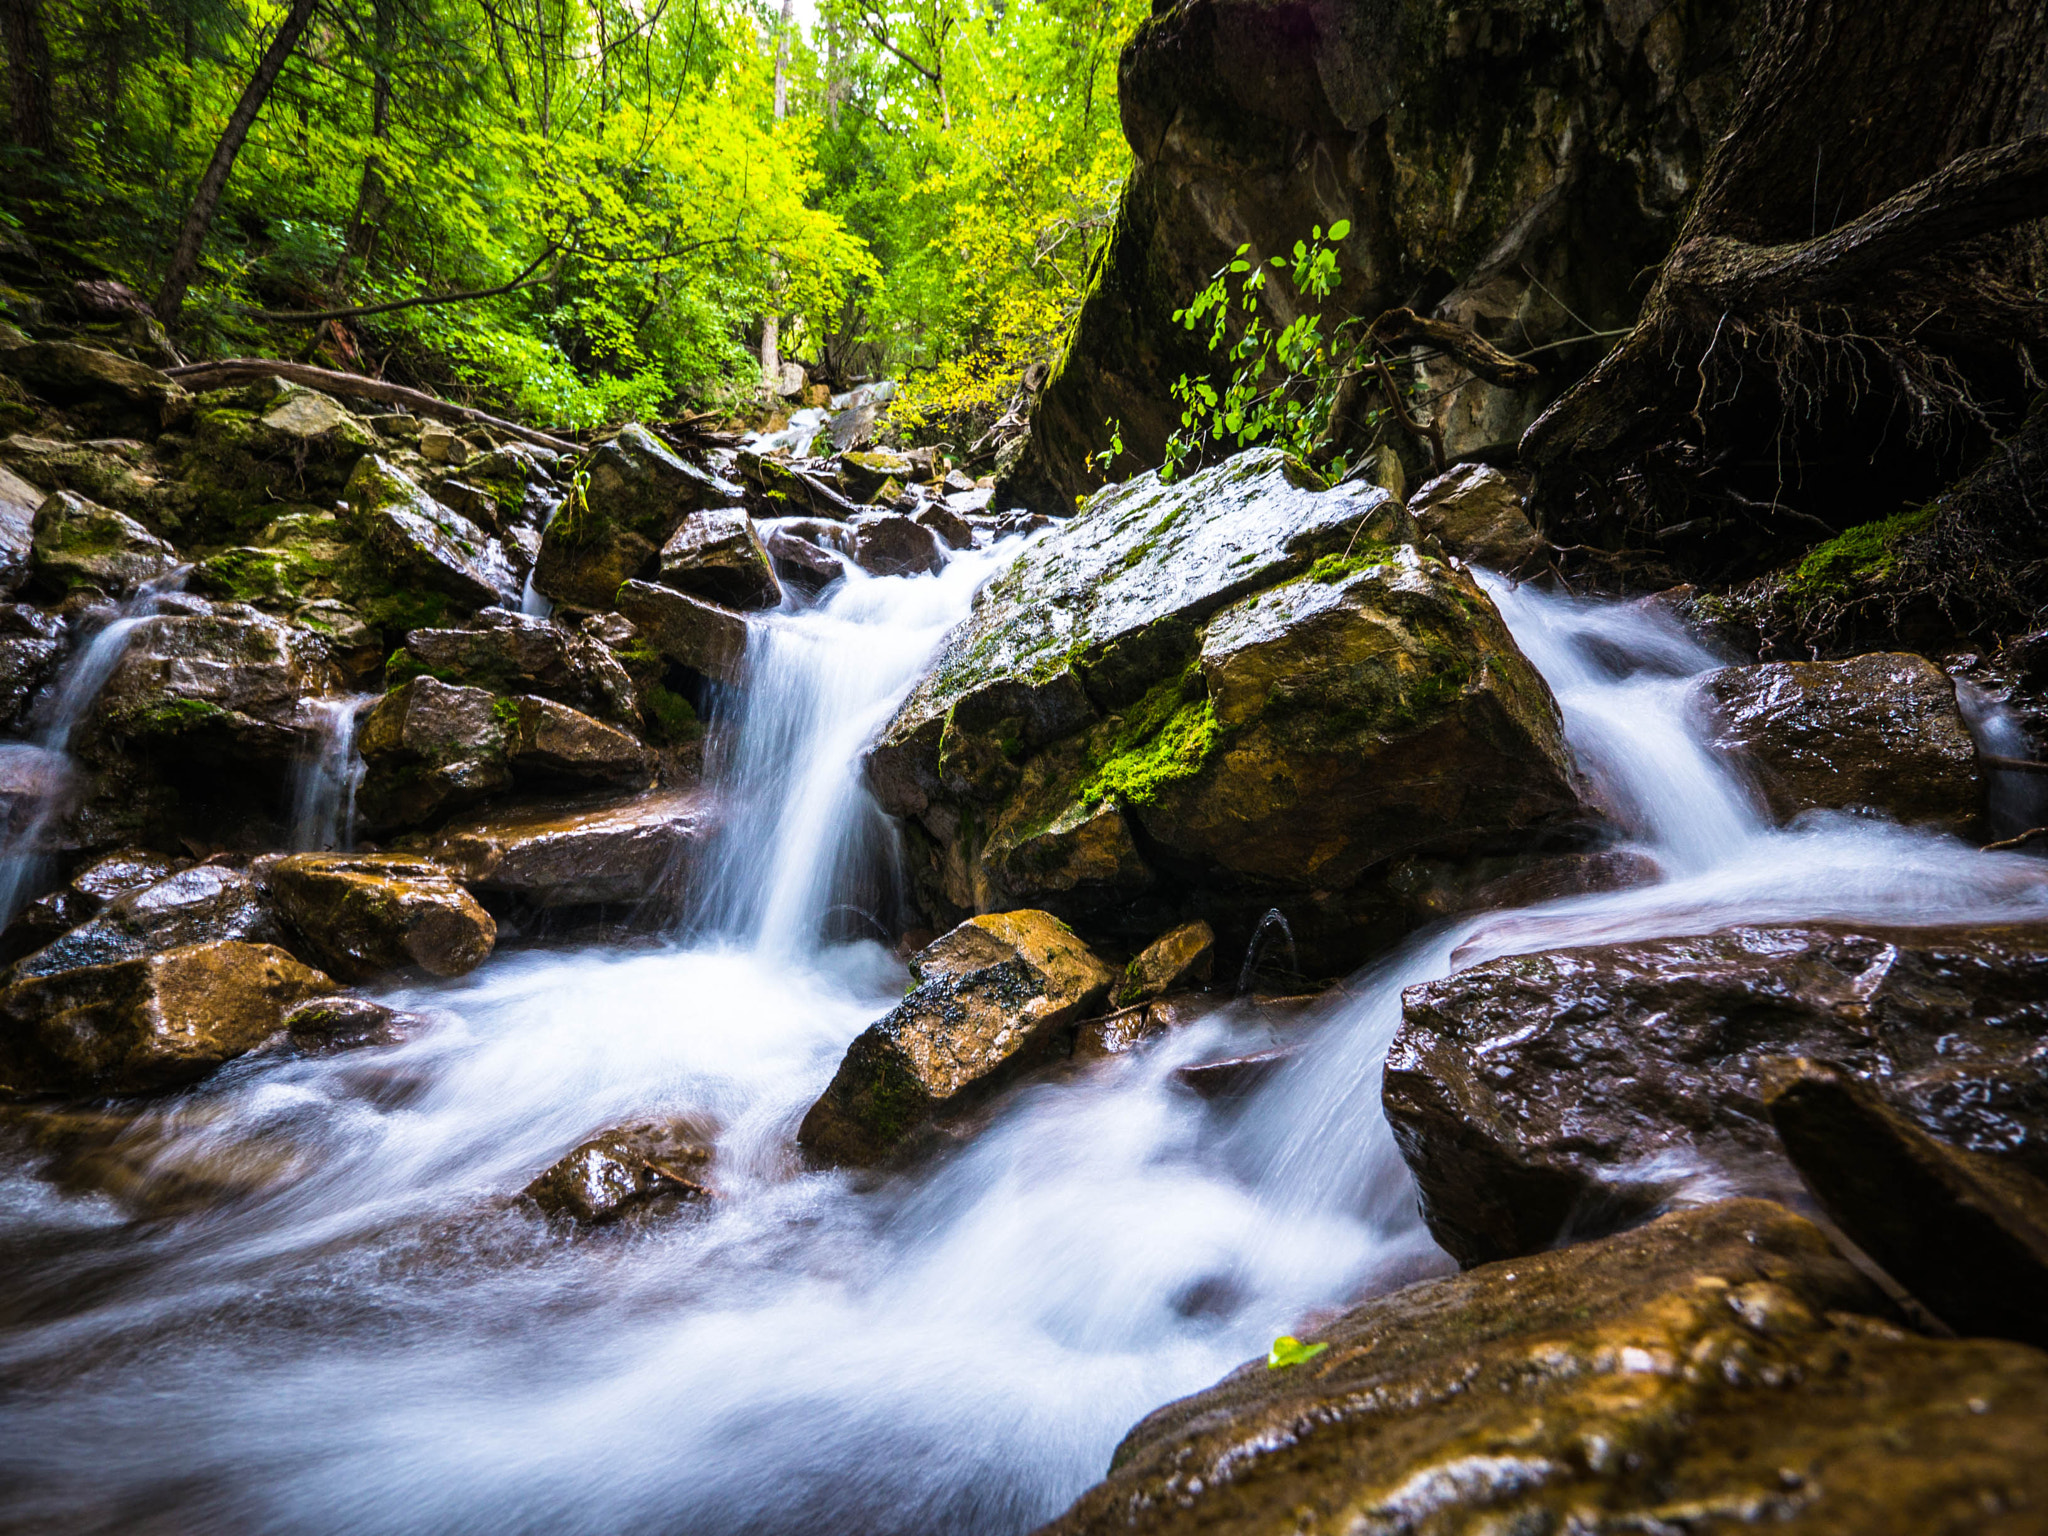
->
(3, 551), (2046, 1536)
(288, 694), (376, 854)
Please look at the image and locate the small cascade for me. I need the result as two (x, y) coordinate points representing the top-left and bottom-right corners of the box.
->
(288, 695), (375, 853)
(1956, 678), (2048, 840)
(519, 493), (565, 618)
(0, 572), (186, 926)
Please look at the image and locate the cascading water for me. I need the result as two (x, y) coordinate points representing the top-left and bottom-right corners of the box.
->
(3, 556), (2046, 1536)
(287, 694), (376, 853)
(0, 572), (187, 928)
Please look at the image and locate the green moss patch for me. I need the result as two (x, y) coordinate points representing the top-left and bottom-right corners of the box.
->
(1785, 507), (1939, 604)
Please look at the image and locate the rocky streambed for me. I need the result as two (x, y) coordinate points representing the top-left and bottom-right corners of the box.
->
(0, 335), (2046, 1533)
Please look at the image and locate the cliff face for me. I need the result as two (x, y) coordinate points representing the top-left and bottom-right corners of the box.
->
(1000, 0), (1766, 512)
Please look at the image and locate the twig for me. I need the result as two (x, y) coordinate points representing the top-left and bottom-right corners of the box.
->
(1982, 755), (2048, 776)
(1372, 356), (1446, 473)
(1983, 825), (2048, 850)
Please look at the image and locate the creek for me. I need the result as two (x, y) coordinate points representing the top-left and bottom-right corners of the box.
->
(2, 541), (2046, 1535)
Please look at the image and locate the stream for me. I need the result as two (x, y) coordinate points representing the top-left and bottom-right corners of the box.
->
(3, 538), (2047, 1535)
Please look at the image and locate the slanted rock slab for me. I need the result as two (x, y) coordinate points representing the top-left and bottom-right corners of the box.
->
(657, 508), (782, 610)
(431, 788), (713, 908)
(615, 579), (748, 685)
(1117, 919), (1214, 1005)
(798, 910), (1115, 1167)
(1034, 1200), (2048, 1536)
(257, 853), (497, 981)
(0, 940), (338, 1096)
(341, 455), (520, 611)
(1408, 461), (1544, 568)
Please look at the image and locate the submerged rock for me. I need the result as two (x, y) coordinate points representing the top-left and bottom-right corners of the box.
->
(1697, 653), (1982, 831)
(1035, 1200), (2048, 1536)
(1764, 1057), (2048, 1351)
(868, 450), (1574, 971)
(657, 508), (782, 610)
(1385, 922), (2048, 1267)
(257, 853), (497, 981)
(30, 489), (180, 596)
(281, 994), (418, 1051)
(0, 940), (338, 1096)
(798, 910), (1115, 1167)
(1116, 919), (1214, 1005)
(524, 1116), (717, 1224)
(430, 788), (712, 909)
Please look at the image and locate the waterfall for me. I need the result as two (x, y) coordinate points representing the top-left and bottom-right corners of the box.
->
(0, 572), (186, 927)
(3, 563), (2045, 1536)
(288, 694), (375, 853)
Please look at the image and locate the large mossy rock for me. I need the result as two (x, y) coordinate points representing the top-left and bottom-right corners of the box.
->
(1696, 653), (1983, 832)
(256, 853), (497, 981)
(1002, 0), (1768, 509)
(29, 489), (181, 596)
(169, 381), (379, 542)
(533, 424), (728, 608)
(867, 449), (1576, 972)
(90, 610), (342, 763)
(340, 455), (520, 612)
(430, 788), (712, 910)
(798, 910), (1114, 1168)
(1034, 1200), (2048, 1536)
(0, 940), (338, 1096)
(1384, 922), (2048, 1268)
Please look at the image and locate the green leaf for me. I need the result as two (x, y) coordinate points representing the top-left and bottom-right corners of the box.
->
(1267, 1336), (1328, 1370)
(1328, 218), (1351, 241)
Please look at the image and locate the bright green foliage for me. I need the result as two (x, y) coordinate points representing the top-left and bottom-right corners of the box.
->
(1161, 221), (1378, 482)
(1266, 1335), (1328, 1370)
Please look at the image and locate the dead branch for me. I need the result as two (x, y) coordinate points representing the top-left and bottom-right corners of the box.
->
(1366, 307), (1541, 387)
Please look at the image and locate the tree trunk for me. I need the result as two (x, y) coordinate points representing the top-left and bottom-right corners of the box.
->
(1522, 0), (2048, 577)
(344, 0), (397, 260)
(761, 0), (795, 395)
(155, 0), (322, 324)
(0, 0), (55, 159)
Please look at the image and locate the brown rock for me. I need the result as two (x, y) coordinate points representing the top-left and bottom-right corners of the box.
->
(851, 513), (944, 577)
(355, 676), (513, 828)
(431, 788), (713, 908)
(257, 853), (497, 981)
(763, 522), (851, 596)
(798, 911), (1115, 1167)
(30, 489), (181, 597)
(524, 1116), (717, 1224)
(1697, 653), (1982, 831)
(1116, 919), (1215, 1005)
(914, 503), (974, 551)
(1408, 462), (1544, 568)
(615, 579), (748, 685)
(281, 994), (418, 1050)
(500, 695), (653, 788)
(399, 608), (638, 724)
(0, 941), (338, 1096)
(1385, 922), (2048, 1267)
(1036, 1201), (2048, 1536)
(13, 864), (285, 979)
(657, 508), (783, 610)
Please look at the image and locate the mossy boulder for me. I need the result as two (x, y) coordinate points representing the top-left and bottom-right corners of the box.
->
(534, 424), (727, 608)
(838, 450), (917, 502)
(656, 508), (782, 610)
(1385, 922), (2048, 1268)
(0, 433), (193, 534)
(798, 910), (1115, 1167)
(29, 489), (180, 596)
(735, 450), (861, 520)
(1036, 1199), (2048, 1536)
(341, 454), (520, 611)
(1696, 653), (1982, 832)
(256, 852), (497, 982)
(867, 449), (1574, 970)
(90, 610), (342, 763)
(0, 940), (338, 1097)
(0, 340), (185, 438)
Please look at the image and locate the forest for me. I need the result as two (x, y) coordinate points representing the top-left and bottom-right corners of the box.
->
(0, 0), (1139, 431)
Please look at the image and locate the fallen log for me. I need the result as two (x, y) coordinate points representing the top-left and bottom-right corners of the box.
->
(164, 358), (582, 455)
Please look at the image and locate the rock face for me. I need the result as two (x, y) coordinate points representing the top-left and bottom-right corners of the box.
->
(867, 449), (1577, 972)
(1003, 0), (1768, 509)
(1697, 653), (1982, 831)
(430, 788), (712, 910)
(256, 853), (497, 981)
(798, 911), (1115, 1167)
(1763, 1057), (2048, 1351)
(1408, 463), (1544, 569)
(30, 490), (181, 596)
(657, 509), (782, 610)
(1035, 1200), (2048, 1536)
(0, 941), (338, 1096)
(524, 1117), (716, 1224)
(396, 608), (638, 724)
(1384, 923), (2048, 1267)
(341, 455), (520, 611)
(534, 425), (727, 608)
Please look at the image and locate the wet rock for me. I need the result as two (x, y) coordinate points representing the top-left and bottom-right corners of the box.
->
(656, 508), (782, 610)
(3, 1100), (305, 1217)
(1697, 653), (1981, 831)
(0, 461), (40, 594)
(1072, 991), (1238, 1058)
(430, 788), (712, 909)
(762, 521), (852, 596)
(6, 847), (185, 960)
(500, 695), (653, 788)
(851, 513), (944, 577)
(281, 994), (417, 1051)
(340, 455), (520, 611)
(914, 503), (974, 551)
(418, 423), (467, 465)
(1384, 922), (2048, 1267)
(1117, 919), (1214, 1005)
(838, 449), (917, 502)
(524, 1116), (717, 1224)
(1408, 462), (1544, 569)
(355, 676), (514, 827)
(256, 853), (497, 981)
(92, 610), (341, 761)
(799, 910), (1115, 1167)
(1036, 1200), (2048, 1536)
(29, 489), (181, 596)
(12, 864), (286, 980)
(249, 387), (376, 463)
(533, 425), (726, 608)
(614, 579), (748, 685)
(738, 451), (862, 520)
(1173, 1046), (1294, 1099)
(0, 940), (338, 1096)
(1763, 1057), (2048, 1351)
(397, 607), (639, 724)
(0, 626), (59, 730)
